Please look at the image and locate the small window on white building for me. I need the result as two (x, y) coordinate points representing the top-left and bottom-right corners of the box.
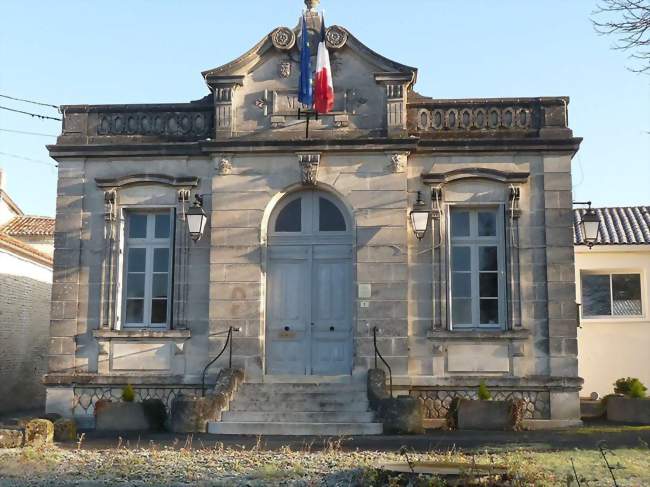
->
(581, 272), (642, 317)
(449, 207), (506, 329)
(122, 211), (174, 328)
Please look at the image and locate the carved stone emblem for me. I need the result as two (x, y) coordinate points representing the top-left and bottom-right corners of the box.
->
(388, 152), (409, 173)
(217, 157), (232, 175)
(279, 61), (292, 79)
(297, 153), (320, 186)
(271, 27), (296, 50)
(326, 26), (348, 49)
(305, 0), (320, 10)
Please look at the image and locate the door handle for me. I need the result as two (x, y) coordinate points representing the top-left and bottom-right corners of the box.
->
(284, 326), (290, 331)
(330, 326), (335, 331)
(310, 322), (315, 326)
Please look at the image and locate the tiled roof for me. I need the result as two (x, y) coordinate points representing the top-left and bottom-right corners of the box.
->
(574, 206), (650, 246)
(0, 233), (53, 267)
(0, 216), (54, 236)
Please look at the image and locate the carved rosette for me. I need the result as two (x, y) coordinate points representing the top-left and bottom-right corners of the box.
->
(325, 26), (348, 49)
(388, 152), (409, 173)
(271, 27), (296, 50)
(216, 156), (233, 175)
(297, 153), (320, 186)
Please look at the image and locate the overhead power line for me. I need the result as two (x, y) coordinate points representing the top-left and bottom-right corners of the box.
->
(0, 105), (61, 121)
(0, 93), (59, 110)
(0, 128), (57, 137)
(0, 151), (58, 167)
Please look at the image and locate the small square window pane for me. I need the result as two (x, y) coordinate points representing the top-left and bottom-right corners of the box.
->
(154, 213), (170, 239)
(479, 247), (498, 271)
(126, 273), (145, 298)
(612, 274), (642, 315)
(479, 273), (499, 298)
(582, 274), (611, 316)
(451, 247), (471, 272)
(128, 214), (147, 238)
(151, 299), (167, 324)
(452, 298), (472, 325)
(478, 211), (497, 237)
(451, 210), (470, 237)
(127, 248), (146, 272)
(480, 299), (499, 325)
(126, 299), (144, 323)
(152, 274), (168, 299)
(452, 273), (471, 298)
(153, 248), (169, 272)
(319, 198), (346, 231)
(275, 198), (301, 232)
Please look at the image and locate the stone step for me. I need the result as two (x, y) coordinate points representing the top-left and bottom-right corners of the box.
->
(207, 421), (383, 436)
(232, 390), (366, 403)
(237, 383), (366, 394)
(221, 410), (376, 423)
(228, 398), (369, 412)
(260, 375), (353, 384)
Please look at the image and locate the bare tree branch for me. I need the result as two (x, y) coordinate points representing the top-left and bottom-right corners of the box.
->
(593, 0), (650, 72)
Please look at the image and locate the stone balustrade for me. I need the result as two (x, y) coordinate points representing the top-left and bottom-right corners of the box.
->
(407, 97), (569, 136)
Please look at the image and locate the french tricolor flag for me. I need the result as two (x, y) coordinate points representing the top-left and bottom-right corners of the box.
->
(313, 15), (334, 114)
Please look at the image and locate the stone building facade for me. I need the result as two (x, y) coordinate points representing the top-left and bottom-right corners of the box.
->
(44, 9), (582, 428)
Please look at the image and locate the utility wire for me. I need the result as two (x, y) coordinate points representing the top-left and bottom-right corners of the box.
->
(0, 93), (59, 110)
(0, 105), (61, 121)
(0, 151), (58, 167)
(0, 128), (57, 137)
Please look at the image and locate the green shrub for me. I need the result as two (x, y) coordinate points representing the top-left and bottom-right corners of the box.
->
(478, 381), (492, 401)
(614, 377), (647, 398)
(121, 384), (135, 402)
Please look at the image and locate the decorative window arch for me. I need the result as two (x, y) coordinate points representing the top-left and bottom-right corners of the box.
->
(269, 190), (349, 237)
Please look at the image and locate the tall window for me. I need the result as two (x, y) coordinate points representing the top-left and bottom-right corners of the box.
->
(122, 211), (174, 328)
(581, 272), (642, 318)
(449, 207), (505, 329)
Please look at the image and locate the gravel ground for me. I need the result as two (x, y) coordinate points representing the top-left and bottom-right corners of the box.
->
(0, 440), (649, 486)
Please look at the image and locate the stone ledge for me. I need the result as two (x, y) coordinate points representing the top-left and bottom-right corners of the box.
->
(93, 330), (191, 340)
(522, 419), (583, 430)
(426, 329), (531, 341)
(43, 373), (195, 386)
(399, 375), (582, 390)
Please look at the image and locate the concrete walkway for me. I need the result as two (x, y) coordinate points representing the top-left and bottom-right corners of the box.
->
(73, 424), (650, 452)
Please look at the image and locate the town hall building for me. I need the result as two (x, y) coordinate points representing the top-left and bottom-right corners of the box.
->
(44, 1), (583, 432)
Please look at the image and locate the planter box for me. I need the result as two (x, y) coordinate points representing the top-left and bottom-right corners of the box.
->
(606, 396), (650, 424)
(457, 399), (513, 430)
(96, 402), (150, 431)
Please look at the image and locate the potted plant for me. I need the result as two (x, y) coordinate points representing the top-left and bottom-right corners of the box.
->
(605, 377), (650, 424)
(95, 385), (168, 431)
(454, 381), (523, 431)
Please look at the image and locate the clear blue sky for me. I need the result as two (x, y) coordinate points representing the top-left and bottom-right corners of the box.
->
(1, 0), (648, 217)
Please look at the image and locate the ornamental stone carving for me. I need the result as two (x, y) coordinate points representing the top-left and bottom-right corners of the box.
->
(271, 27), (296, 51)
(325, 26), (348, 49)
(305, 0), (320, 10)
(96, 110), (212, 137)
(297, 153), (320, 186)
(388, 152), (409, 173)
(279, 61), (292, 79)
(216, 156), (233, 175)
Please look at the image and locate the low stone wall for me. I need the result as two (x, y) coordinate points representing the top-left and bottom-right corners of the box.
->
(410, 388), (550, 420)
(368, 369), (423, 434)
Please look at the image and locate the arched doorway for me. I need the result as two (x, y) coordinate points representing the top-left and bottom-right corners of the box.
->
(265, 189), (353, 376)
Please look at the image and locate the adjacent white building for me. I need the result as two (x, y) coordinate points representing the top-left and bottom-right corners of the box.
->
(574, 206), (650, 398)
(0, 168), (54, 413)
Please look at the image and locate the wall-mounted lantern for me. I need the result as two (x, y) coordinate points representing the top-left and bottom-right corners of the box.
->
(186, 194), (208, 241)
(410, 191), (430, 240)
(575, 201), (600, 249)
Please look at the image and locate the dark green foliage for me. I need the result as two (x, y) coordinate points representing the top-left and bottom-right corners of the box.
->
(121, 384), (135, 402)
(478, 381), (492, 401)
(614, 377), (647, 398)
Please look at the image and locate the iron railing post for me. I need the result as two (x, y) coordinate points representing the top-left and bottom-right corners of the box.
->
(372, 326), (393, 398)
(201, 326), (236, 397)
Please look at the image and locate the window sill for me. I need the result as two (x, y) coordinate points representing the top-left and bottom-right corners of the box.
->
(93, 330), (191, 340)
(426, 329), (530, 341)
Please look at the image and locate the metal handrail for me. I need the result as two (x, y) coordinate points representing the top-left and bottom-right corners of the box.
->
(201, 326), (238, 397)
(372, 326), (393, 398)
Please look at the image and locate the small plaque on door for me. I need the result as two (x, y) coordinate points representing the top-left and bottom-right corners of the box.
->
(279, 331), (296, 339)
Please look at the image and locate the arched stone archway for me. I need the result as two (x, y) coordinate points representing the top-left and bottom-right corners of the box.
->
(265, 189), (353, 376)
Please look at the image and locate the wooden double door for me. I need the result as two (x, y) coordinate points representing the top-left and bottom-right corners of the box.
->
(265, 191), (353, 375)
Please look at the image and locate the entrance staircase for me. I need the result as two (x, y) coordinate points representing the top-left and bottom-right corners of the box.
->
(207, 381), (383, 435)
